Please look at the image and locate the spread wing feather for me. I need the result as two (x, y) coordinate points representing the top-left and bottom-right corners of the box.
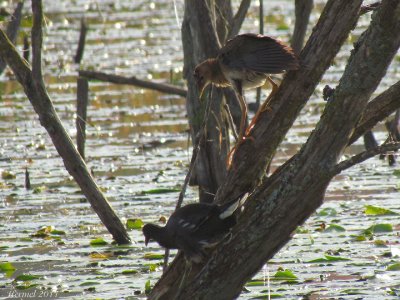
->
(218, 33), (299, 74)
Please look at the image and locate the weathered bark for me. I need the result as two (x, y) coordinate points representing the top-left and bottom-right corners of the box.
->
(0, 0), (130, 244)
(79, 70), (187, 97)
(182, 0), (231, 203)
(150, 0), (365, 298)
(215, 0), (363, 204)
(172, 1), (400, 299)
(291, 0), (313, 54)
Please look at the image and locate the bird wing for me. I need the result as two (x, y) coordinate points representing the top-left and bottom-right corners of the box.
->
(171, 204), (214, 234)
(218, 33), (299, 74)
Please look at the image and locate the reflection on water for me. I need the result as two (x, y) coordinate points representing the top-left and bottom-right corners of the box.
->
(0, 0), (399, 298)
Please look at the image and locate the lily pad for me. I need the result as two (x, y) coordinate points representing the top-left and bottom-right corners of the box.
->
(325, 224), (346, 232)
(308, 255), (350, 263)
(0, 262), (16, 272)
(14, 274), (40, 281)
(143, 253), (164, 260)
(140, 188), (180, 195)
(364, 224), (393, 234)
(126, 218), (144, 230)
(273, 269), (298, 282)
(90, 238), (108, 246)
(365, 205), (398, 216)
(387, 263), (400, 271)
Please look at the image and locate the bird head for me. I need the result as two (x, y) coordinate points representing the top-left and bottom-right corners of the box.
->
(193, 60), (213, 98)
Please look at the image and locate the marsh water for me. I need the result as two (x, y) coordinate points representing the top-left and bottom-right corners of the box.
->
(1, 0), (400, 299)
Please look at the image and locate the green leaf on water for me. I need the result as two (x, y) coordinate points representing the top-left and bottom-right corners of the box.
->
(374, 240), (387, 247)
(14, 274), (40, 281)
(387, 263), (400, 271)
(33, 186), (46, 194)
(250, 294), (284, 299)
(308, 255), (350, 263)
(143, 253), (164, 260)
(145, 280), (152, 294)
(140, 188), (180, 195)
(0, 262), (16, 272)
(317, 207), (337, 217)
(79, 281), (100, 286)
(50, 229), (66, 235)
(90, 238), (108, 246)
(341, 288), (366, 295)
(246, 280), (265, 286)
(15, 283), (39, 290)
(365, 205), (398, 216)
(122, 269), (138, 275)
(2, 170), (16, 179)
(393, 169), (400, 177)
(126, 218), (144, 230)
(364, 224), (393, 234)
(273, 269), (298, 281)
(325, 224), (346, 232)
(146, 263), (158, 272)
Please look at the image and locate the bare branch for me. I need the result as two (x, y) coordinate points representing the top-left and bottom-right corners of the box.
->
(31, 0), (44, 85)
(291, 0), (313, 54)
(227, 0), (251, 39)
(0, 1), (131, 244)
(330, 142), (400, 175)
(79, 70), (187, 97)
(349, 80), (400, 145)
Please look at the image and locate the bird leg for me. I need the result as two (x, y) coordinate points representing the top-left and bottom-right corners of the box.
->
(226, 90), (248, 169)
(245, 76), (279, 136)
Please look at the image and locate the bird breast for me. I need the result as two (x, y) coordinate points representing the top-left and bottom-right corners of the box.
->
(220, 63), (268, 90)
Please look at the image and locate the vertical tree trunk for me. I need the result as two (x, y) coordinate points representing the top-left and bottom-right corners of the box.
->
(182, 0), (230, 203)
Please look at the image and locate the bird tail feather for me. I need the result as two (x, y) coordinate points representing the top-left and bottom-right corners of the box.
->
(219, 193), (249, 219)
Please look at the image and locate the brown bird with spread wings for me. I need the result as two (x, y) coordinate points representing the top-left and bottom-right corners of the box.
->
(194, 34), (299, 166)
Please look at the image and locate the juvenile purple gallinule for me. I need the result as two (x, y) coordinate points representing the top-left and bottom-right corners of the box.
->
(194, 33), (299, 165)
(142, 193), (248, 263)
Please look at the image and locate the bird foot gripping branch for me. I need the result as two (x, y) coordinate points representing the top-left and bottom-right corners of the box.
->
(194, 33), (299, 168)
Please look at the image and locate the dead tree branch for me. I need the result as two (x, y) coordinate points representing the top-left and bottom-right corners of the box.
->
(227, 0), (251, 39)
(331, 142), (400, 175)
(349, 80), (400, 145)
(291, 0), (313, 54)
(0, 0), (130, 244)
(79, 70), (187, 97)
(150, 0), (364, 298)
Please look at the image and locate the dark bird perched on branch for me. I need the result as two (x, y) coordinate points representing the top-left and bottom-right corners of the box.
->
(194, 34), (299, 166)
(142, 193), (248, 263)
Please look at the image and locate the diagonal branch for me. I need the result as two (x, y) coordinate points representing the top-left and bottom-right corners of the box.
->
(0, 0), (131, 244)
(79, 70), (187, 97)
(291, 0), (313, 54)
(349, 80), (400, 145)
(150, 1), (364, 298)
(330, 142), (400, 176)
(227, 0), (251, 39)
(215, 0), (363, 204)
